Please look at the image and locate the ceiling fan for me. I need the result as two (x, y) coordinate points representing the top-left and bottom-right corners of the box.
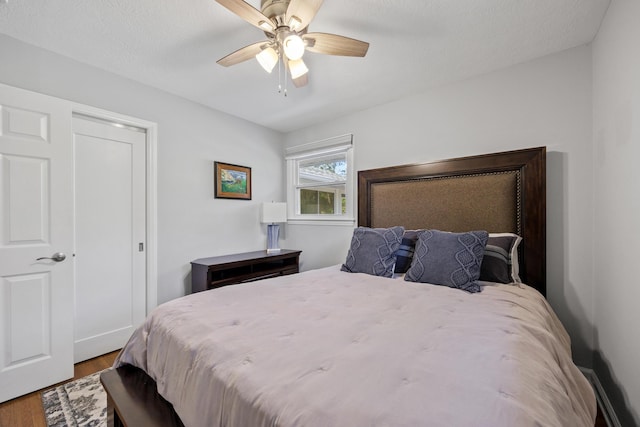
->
(215, 0), (369, 91)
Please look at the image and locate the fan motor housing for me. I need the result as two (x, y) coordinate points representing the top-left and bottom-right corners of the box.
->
(261, 0), (290, 25)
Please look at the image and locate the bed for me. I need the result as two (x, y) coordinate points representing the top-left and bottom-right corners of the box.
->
(102, 146), (596, 427)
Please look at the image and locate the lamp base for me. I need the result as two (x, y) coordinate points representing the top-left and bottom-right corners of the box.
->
(266, 224), (281, 253)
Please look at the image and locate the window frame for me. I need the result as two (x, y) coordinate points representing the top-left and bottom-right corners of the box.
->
(286, 134), (355, 225)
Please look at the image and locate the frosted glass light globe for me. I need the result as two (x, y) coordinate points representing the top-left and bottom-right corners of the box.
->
(283, 34), (305, 60)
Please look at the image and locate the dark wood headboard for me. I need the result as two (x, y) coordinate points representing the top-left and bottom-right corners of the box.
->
(358, 147), (546, 296)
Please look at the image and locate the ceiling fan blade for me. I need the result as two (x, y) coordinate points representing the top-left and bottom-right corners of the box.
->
(217, 41), (269, 67)
(303, 32), (369, 57)
(215, 0), (275, 32)
(285, 0), (323, 31)
(292, 73), (308, 88)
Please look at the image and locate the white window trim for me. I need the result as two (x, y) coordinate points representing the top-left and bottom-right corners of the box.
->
(286, 134), (355, 225)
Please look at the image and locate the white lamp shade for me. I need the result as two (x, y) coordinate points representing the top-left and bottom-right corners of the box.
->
(261, 202), (287, 223)
(283, 34), (305, 60)
(288, 59), (309, 79)
(256, 47), (278, 73)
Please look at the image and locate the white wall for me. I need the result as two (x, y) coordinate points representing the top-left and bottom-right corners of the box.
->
(283, 45), (595, 367)
(0, 34), (284, 304)
(592, 1), (640, 425)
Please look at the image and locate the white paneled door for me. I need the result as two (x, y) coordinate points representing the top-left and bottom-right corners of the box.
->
(0, 84), (74, 402)
(0, 84), (150, 402)
(72, 117), (146, 363)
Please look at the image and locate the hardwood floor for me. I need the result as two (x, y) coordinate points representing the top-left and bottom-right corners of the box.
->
(0, 351), (119, 427)
(0, 350), (610, 427)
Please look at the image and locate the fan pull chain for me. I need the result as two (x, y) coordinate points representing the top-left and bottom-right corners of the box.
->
(277, 51), (283, 94)
(276, 51), (287, 97)
(284, 70), (288, 97)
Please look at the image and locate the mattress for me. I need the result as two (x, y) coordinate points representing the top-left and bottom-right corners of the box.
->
(115, 265), (596, 427)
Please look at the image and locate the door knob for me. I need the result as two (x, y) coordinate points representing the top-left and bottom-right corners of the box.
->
(36, 252), (67, 262)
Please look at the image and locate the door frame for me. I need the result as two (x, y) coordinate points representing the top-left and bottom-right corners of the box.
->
(71, 103), (158, 314)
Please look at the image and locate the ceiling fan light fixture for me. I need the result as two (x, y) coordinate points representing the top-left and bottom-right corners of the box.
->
(256, 47), (278, 73)
(288, 58), (309, 79)
(283, 34), (305, 60)
(214, 0), (369, 92)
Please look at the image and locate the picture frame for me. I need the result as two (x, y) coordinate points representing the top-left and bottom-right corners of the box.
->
(214, 161), (252, 200)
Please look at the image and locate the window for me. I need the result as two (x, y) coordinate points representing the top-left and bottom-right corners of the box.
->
(286, 134), (354, 224)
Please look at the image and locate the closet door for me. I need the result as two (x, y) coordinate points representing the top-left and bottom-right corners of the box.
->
(72, 116), (147, 362)
(0, 83), (74, 402)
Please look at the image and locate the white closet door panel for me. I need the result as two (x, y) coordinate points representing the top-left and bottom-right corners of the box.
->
(1, 273), (51, 365)
(1, 106), (49, 143)
(72, 117), (146, 362)
(1, 155), (49, 245)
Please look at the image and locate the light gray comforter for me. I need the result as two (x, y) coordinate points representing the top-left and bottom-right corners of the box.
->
(115, 265), (595, 427)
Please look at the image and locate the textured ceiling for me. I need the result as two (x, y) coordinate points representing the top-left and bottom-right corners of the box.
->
(0, 0), (609, 132)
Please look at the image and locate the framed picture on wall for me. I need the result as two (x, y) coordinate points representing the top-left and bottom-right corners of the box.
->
(214, 161), (252, 200)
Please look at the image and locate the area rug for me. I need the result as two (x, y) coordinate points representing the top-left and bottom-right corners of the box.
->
(41, 369), (109, 427)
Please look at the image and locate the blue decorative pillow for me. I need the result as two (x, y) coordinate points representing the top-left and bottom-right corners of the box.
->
(341, 226), (404, 278)
(404, 230), (489, 293)
(479, 233), (522, 283)
(394, 230), (420, 274)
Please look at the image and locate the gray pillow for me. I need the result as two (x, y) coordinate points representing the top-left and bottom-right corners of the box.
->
(404, 229), (489, 293)
(479, 233), (522, 283)
(341, 226), (404, 277)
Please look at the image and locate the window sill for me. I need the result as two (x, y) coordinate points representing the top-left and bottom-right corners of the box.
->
(287, 218), (355, 227)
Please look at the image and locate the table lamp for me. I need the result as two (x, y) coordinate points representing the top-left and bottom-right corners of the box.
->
(261, 202), (287, 253)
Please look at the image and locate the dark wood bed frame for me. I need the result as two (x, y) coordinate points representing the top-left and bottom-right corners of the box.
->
(101, 146), (547, 426)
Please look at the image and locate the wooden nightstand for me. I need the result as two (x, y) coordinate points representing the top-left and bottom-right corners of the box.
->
(190, 249), (302, 293)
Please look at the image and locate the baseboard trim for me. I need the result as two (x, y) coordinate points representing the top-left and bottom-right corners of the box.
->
(579, 367), (622, 427)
